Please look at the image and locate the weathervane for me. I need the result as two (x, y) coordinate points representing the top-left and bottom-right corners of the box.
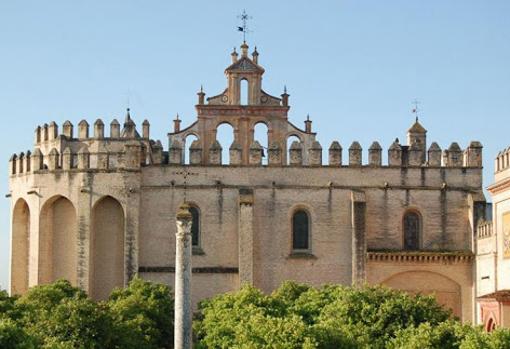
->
(412, 99), (420, 122)
(237, 10), (252, 43)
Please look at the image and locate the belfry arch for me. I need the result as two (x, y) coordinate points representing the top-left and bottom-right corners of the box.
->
(39, 196), (77, 285)
(90, 196), (125, 300)
(11, 198), (30, 294)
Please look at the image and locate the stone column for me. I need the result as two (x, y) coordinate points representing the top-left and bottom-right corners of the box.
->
(351, 191), (366, 286)
(174, 203), (193, 349)
(238, 189), (254, 285)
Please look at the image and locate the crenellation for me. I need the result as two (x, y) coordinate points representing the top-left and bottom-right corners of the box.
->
(94, 119), (105, 139)
(31, 148), (43, 171)
(42, 123), (49, 141)
(289, 141), (303, 166)
(9, 154), (17, 175)
(189, 140), (202, 165)
(349, 141), (362, 166)
(48, 121), (58, 140)
(388, 140), (402, 167)
(268, 142), (282, 166)
(368, 141), (382, 167)
(249, 141), (263, 165)
(209, 140), (222, 165)
(446, 142), (463, 167)
(427, 142), (442, 166)
(78, 120), (89, 139)
(408, 141), (423, 167)
(62, 120), (73, 139)
(77, 147), (90, 169)
(230, 141), (243, 165)
(169, 140), (183, 165)
(61, 147), (73, 170)
(465, 141), (483, 168)
(34, 126), (41, 144)
(308, 140), (322, 166)
(47, 148), (60, 171)
(17, 152), (25, 174)
(25, 151), (31, 173)
(328, 141), (342, 166)
(110, 119), (120, 138)
(495, 147), (510, 173)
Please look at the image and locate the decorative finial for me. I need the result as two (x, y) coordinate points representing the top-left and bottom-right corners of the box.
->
(306, 114), (310, 121)
(237, 10), (252, 43)
(284, 85), (287, 94)
(200, 85), (203, 93)
(176, 113), (180, 121)
(125, 108), (131, 122)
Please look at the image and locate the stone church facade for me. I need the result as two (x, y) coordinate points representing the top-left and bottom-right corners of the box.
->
(9, 42), (487, 322)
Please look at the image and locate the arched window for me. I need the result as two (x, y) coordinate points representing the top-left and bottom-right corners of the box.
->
(292, 210), (310, 251)
(240, 79), (249, 105)
(190, 205), (200, 247)
(403, 211), (420, 250)
(184, 134), (198, 164)
(216, 123), (234, 164)
(286, 135), (301, 165)
(254, 122), (268, 165)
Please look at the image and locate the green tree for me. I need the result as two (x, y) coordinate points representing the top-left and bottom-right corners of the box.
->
(107, 277), (174, 349)
(0, 318), (36, 349)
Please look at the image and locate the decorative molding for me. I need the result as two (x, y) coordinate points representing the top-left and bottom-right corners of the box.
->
(367, 251), (474, 264)
(138, 266), (238, 274)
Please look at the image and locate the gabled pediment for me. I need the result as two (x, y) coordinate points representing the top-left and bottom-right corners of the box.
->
(225, 56), (264, 73)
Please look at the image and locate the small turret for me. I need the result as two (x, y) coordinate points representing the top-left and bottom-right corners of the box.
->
(62, 147), (72, 170)
(197, 86), (205, 105)
(252, 46), (259, 64)
(142, 119), (150, 139)
(304, 114), (312, 133)
(169, 139), (183, 165)
(465, 141), (483, 168)
(407, 118), (427, 164)
(34, 126), (41, 144)
(43, 123), (49, 141)
(281, 86), (289, 107)
(122, 108), (137, 138)
(31, 148), (43, 171)
(447, 142), (463, 167)
(47, 148), (59, 171)
(231, 47), (238, 63)
(173, 114), (181, 133)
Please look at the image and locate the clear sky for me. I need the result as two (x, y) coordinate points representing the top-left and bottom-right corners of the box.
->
(1, 0), (509, 290)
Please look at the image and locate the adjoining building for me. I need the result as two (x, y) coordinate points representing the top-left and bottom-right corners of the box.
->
(476, 148), (510, 330)
(9, 42), (486, 322)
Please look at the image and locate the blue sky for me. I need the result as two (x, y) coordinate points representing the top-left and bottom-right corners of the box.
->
(1, 1), (509, 290)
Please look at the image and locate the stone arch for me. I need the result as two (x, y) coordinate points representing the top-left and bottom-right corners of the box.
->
(286, 134), (302, 165)
(11, 198), (30, 294)
(381, 270), (462, 318)
(403, 209), (422, 250)
(90, 196), (125, 300)
(486, 314), (497, 332)
(216, 122), (235, 165)
(240, 78), (249, 105)
(253, 122), (269, 164)
(183, 134), (199, 164)
(39, 195), (77, 285)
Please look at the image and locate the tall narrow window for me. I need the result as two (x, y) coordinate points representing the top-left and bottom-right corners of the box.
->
(292, 210), (310, 250)
(240, 79), (249, 105)
(190, 206), (200, 247)
(403, 211), (420, 250)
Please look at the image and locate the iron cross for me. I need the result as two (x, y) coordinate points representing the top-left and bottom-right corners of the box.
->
(412, 99), (420, 121)
(237, 10), (252, 43)
(173, 168), (201, 203)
